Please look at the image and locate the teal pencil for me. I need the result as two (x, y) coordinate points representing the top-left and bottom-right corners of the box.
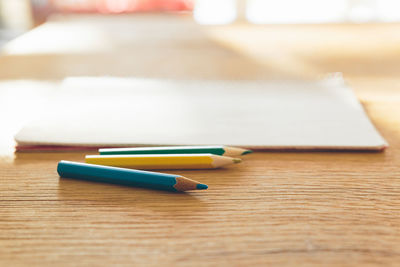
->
(57, 161), (208, 192)
(99, 145), (252, 156)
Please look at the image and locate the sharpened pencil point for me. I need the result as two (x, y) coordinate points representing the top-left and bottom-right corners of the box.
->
(233, 158), (242, 163)
(241, 150), (253, 155)
(196, 184), (208, 190)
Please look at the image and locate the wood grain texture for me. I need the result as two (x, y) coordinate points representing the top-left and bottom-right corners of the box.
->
(1, 14), (400, 266)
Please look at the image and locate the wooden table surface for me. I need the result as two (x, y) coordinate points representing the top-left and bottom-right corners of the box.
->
(1, 14), (400, 266)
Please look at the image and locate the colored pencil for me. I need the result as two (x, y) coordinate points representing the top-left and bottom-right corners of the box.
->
(98, 145), (252, 156)
(85, 153), (241, 169)
(57, 161), (208, 192)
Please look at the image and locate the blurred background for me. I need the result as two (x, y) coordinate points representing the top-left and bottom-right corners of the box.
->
(0, 0), (399, 155)
(1, 0), (400, 42)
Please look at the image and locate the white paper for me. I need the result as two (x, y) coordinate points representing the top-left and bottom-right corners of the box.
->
(15, 76), (388, 151)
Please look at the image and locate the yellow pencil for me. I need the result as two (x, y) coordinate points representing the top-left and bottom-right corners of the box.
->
(85, 153), (241, 170)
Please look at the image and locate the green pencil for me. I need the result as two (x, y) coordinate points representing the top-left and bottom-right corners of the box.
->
(99, 145), (252, 157)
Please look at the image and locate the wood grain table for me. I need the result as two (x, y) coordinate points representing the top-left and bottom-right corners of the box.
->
(1, 14), (400, 266)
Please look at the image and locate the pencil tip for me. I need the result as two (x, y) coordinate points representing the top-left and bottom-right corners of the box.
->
(196, 183), (208, 190)
(241, 150), (253, 155)
(233, 158), (242, 163)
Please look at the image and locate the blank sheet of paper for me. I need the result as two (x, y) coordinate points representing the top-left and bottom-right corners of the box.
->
(15, 76), (388, 151)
